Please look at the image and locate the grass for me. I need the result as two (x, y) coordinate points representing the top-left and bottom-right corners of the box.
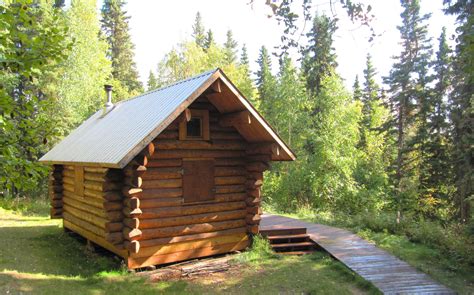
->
(272, 208), (474, 294)
(0, 203), (378, 294)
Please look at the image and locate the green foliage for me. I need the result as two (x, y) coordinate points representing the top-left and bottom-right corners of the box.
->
(153, 34), (255, 100)
(0, 0), (70, 197)
(101, 0), (143, 94)
(234, 235), (277, 265)
(353, 54), (392, 212)
(55, 0), (112, 130)
(305, 75), (363, 211)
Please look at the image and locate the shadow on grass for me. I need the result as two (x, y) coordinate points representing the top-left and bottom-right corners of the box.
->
(0, 271), (192, 295)
(0, 218), (48, 222)
(0, 224), (120, 277)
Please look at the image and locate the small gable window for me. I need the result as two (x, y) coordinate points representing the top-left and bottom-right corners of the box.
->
(179, 109), (210, 140)
(187, 117), (202, 137)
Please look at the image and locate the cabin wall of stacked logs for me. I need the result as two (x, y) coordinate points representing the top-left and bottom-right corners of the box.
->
(121, 98), (270, 255)
(49, 165), (64, 218)
(60, 165), (125, 248)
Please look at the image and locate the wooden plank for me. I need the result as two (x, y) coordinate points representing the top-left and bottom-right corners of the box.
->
(215, 176), (246, 185)
(141, 167), (182, 180)
(138, 219), (246, 240)
(211, 131), (243, 140)
(214, 158), (246, 167)
(141, 178), (182, 189)
(147, 159), (182, 168)
(138, 209), (247, 229)
(127, 239), (249, 269)
(84, 180), (121, 192)
(154, 140), (246, 151)
(219, 110), (252, 127)
(141, 188), (182, 199)
(215, 185), (246, 194)
(131, 233), (248, 258)
(215, 166), (246, 176)
(63, 204), (122, 232)
(140, 201), (246, 219)
(139, 227), (247, 247)
(62, 195), (123, 221)
(152, 150), (245, 159)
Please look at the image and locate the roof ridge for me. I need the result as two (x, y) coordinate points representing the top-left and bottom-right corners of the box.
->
(116, 68), (219, 105)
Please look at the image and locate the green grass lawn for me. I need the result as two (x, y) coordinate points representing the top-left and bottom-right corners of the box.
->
(0, 206), (379, 294)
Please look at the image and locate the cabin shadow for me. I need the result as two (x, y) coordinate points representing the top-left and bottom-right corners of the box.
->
(0, 224), (120, 277)
(0, 270), (189, 294)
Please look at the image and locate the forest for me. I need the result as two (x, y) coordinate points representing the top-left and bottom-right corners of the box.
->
(0, 0), (473, 291)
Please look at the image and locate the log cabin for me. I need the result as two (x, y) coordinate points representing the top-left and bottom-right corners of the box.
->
(39, 68), (295, 269)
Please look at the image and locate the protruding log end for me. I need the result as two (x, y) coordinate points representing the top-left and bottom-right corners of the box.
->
(125, 240), (140, 254)
(122, 187), (143, 197)
(123, 227), (142, 240)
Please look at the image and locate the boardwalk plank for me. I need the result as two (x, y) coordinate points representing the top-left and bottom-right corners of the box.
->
(261, 214), (454, 295)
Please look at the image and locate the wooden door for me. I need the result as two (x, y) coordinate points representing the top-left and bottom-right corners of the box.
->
(183, 159), (215, 203)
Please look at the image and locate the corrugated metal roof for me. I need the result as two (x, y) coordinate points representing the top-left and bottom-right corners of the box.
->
(40, 69), (218, 168)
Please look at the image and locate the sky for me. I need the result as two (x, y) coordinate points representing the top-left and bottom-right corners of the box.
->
(124, 0), (457, 88)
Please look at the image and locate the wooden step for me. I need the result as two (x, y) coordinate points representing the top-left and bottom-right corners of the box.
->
(267, 234), (310, 241)
(271, 241), (314, 249)
(260, 227), (307, 237)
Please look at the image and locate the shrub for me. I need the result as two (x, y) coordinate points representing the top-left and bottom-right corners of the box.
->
(234, 235), (278, 265)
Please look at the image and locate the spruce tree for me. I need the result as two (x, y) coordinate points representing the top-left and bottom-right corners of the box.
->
(422, 27), (453, 210)
(384, 0), (432, 221)
(444, 0), (473, 221)
(302, 13), (337, 96)
(352, 75), (362, 101)
(362, 54), (379, 122)
(192, 12), (206, 49)
(203, 29), (214, 51)
(255, 46), (276, 118)
(236, 44), (255, 103)
(240, 44), (249, 66)
(356, 52), (391, 210)
(147, 71), (158, 91)
(224, 30), (238, 64)
(101, 0), (143, 94)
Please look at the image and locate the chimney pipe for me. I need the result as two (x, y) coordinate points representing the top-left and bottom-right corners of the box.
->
(104, 84), (113, 109)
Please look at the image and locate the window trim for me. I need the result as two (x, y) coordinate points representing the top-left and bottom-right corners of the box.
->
(179, 109), (210, 140)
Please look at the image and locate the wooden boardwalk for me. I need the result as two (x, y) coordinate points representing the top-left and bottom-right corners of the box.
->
(261, 214), (455, 295)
